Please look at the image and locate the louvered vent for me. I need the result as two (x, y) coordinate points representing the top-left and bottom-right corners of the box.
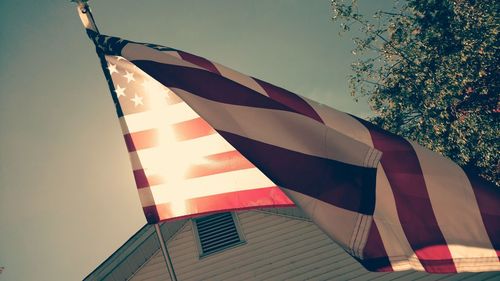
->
(194, 212), (244, 256)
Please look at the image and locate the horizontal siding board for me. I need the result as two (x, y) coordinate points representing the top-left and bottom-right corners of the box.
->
(172, 218), (317, 271)
(330, 266), (386, 281)
(286, 254), (358, 281)
(412, 274), (455, 281)
(178, 224), (325, 279)
(182, 213), (334, 281)
(255, 247), (347, 280)
(374, 271), (421, 281)
(215, 237), (339, 281)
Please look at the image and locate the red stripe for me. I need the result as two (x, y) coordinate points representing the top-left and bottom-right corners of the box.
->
(178, 51), (221, 75)
(132, 60), (305, 114)
(467, 172), (500, 261)
(360, 222), (393, 272)
(133, 150), (257, 189)
(255, 78), (324, 124)
(133, 170), (164, 189)
(124, 130), (158, 152)
(133, 169), (149, 188)
(124, 117), (217, 152)
(152, 187), (294, 222)
(356, 117), (457, 273)
(172, 117), (216, 141)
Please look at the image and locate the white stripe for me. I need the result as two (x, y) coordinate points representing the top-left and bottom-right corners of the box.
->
(120, 102), (199, 134)
(129, 133), (235, 171)
(139, 168), (274, 206)
(303, 96), (376, 148)
(213, 62), (269, 97)
(170, 87), (380, 168)
(167, 51), (183, 60)
(412, 142), (500, 272)
(281, 187), (363, 253)
(137, 188), (155, 207)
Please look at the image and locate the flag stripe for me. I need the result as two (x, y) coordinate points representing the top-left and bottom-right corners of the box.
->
(122, 43), (206, 72)
(124, 130), (157, 152)
(357, 119), (456, 273)
(133, 150), (256, 189)
(178, 51), (222, 75)
(172, 117), (216, 141)
(303, 97), (376, 147)
(281, 187), (364, 253)
(185, 150), (255, 179)
(359, 222), (393, 272)
(143, 167), (277, 204)
(255, 78), (324, 124)
(143, 205), (160, 224)
(128, 133), (236, 171)
(213, 62), (270, 97)
(124, 117), (216, 152)
(468, 173), (500, 261)
(131, 60), (305, 113)
(154, 187), (294, 221)
(120, 102), (199, 134)
(218, 130), (377, 215)
(373, 165), (425, 271)
(133, 169), (150, 188)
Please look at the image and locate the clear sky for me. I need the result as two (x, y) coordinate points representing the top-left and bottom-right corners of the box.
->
(0, 1), (390, 280)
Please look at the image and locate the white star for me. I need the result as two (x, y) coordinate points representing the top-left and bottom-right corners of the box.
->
(131, 94), (144, 107)
(107, 63), (118, 75)
(124, 71), (135, 83)
(114, 85), (126, 97)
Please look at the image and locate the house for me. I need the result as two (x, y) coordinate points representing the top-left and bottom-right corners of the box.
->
(85, 208), (499, 281)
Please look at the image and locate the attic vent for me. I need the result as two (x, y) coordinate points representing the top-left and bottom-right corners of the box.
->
(194, 212), (244, 256)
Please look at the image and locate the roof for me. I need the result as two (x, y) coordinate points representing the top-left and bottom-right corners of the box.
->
(85, 208), (500, 281)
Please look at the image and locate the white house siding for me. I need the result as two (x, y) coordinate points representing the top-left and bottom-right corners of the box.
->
(128, 209), (499, 281)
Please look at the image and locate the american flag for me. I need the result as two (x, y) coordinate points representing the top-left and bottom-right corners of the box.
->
(79, 8), (500, 274)
(100, 49), (293, 223)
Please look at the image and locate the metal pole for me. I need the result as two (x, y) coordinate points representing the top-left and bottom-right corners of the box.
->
(155, 224), (178, 281)
(73, 0), (99, 33)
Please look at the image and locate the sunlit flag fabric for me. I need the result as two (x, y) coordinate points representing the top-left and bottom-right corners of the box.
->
(78, 8), (499, 274)
(101, 52), (293, 222)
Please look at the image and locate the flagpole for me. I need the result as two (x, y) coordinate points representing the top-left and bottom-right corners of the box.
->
(154, 224), (179, 281)
(72, 0), (99, 33)
(72, 1), (178, 280)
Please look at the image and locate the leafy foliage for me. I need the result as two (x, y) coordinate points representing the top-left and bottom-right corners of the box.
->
(331, 0), (499, 185)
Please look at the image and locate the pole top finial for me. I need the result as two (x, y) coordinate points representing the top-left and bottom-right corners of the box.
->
(71, 0), (90, 10)
(72, 0), (99, 33)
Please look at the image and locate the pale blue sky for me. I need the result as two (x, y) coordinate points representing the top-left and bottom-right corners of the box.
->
(0, 1), (390, 280)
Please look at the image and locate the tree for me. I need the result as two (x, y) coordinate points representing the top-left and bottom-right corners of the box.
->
(331, 0), (499, 185)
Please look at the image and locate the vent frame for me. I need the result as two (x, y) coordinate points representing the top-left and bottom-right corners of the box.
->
(193, 212), (246, 258)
